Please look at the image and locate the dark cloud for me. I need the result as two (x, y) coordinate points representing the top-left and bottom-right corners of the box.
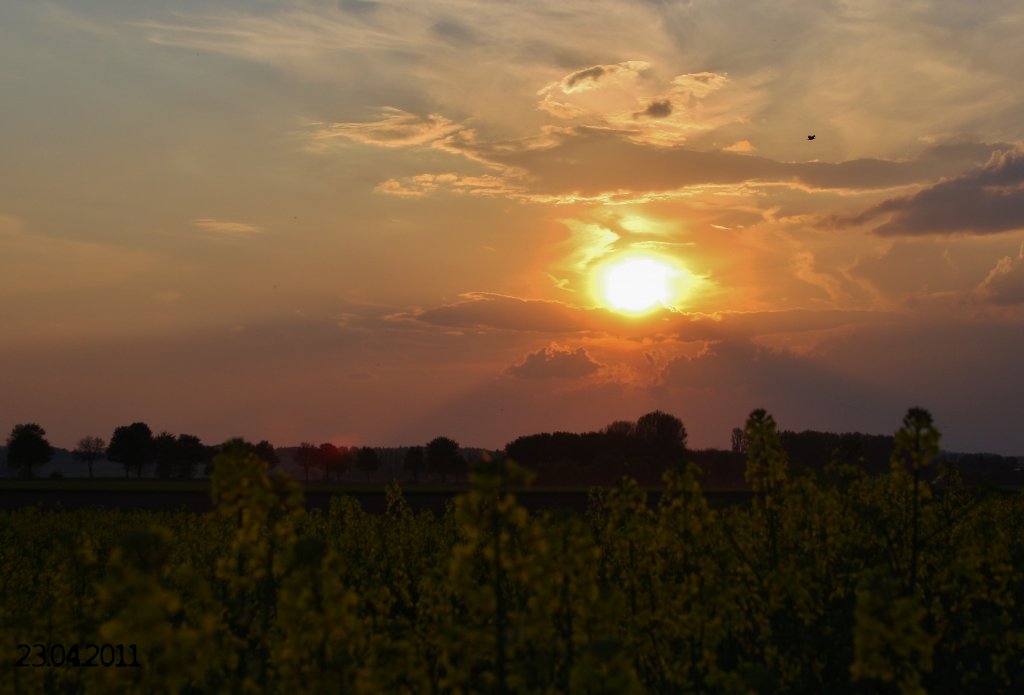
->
(849, 146), (1024, 236)
(401, 293), (598, 333)
(684, 309), (890, 340)
(658, 317), (1024, 453)
(399, 293), (887, 340)
(455, 128), (1004, 198)
(565, 65), (606, 89)
(637, 99), (673, 119)
(809, 318), (1024, 452)
(506, 345), (602, 379)
(659, 339), (900, 438)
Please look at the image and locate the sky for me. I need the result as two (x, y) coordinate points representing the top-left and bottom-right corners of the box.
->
(2, 0), (1024, 455)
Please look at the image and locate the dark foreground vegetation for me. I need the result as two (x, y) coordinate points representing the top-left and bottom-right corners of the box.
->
(2, 408), (1023, 693)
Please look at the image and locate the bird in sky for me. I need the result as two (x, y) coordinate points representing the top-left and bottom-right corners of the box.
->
(807, 134), (816, 140)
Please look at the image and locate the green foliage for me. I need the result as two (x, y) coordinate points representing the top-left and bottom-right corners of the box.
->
(2, 410), (1023, 693)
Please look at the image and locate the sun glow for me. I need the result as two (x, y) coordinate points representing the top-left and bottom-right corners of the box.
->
(597, 255), (681, 314)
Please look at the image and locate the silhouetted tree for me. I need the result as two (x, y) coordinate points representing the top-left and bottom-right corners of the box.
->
(72, 435), (105, 479)
(175, 434), (208, 479)
(6, 423), (53, 479)
(427, 436), (463, 482)
(636, 410), (688, 457)
(107, 422), (154, 479)
(295, 442), (317, 483)
(254, 440), (279, 469)
(153, 431), (181, 480)
(317, 443), (339, 482)
(404, 445), (425, 483)
(334, 446), (354, 482)
(356, 446), (380, 481)
(603, 420), (636, 438)
(731, 427), (746, 454)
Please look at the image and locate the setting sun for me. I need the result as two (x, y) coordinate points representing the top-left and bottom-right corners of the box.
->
(599, 256), (676, 313)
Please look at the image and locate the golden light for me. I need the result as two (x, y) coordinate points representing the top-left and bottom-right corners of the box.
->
(596, 254), (683, 314)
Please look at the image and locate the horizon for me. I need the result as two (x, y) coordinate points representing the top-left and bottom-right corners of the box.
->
(3, 2), (1024, 456)
(4, 410), (1022, 460)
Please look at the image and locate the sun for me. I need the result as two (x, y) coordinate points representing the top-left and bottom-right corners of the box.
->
(598, 256), (676, 314)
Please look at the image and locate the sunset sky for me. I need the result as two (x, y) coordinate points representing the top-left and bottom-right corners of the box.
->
(3, 1), (1024, 455)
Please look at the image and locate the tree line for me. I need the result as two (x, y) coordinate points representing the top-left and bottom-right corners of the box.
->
(2, 423), (471, 484)
(2, 422), (277, 480)
(5, 412), (1021, 486)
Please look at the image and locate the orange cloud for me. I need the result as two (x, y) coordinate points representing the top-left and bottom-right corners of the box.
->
(311, 108), (464, 149)
(976, 244), (1024, 305)
(193, 218), (262, 235)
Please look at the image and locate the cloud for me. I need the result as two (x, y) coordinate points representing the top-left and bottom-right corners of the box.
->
(657, 319), (1024, 453)
(976, 244), (1024, 304)
(124, 1), (1024, 164)
(564, 65), (607, 91)
(506, 344), (602, 379)
(395, 292), (888, 341)
(374, 172), (523, 198)
(847, 146), (1024, 236)
(395, 293), (599, 333)
(536, 61), (652, 120)
(535, 63), (742, 145)
(723, 140), (755, 153)
(192, 218), (262, 235)
(671, 71), (729, 100)
(311, 108), (464, 149)
(446, 128), (1004, 203)
(636, 99), (673, 119)
(658, 338), (899, 440)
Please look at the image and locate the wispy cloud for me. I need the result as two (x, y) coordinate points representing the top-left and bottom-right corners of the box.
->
(192, 218), (262, 235)
(311, 108), (464, 149)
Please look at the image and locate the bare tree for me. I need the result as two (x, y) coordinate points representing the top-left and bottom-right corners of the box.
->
(73, 436), (106, 479)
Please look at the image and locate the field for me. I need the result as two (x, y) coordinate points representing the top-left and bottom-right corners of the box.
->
(3, 434), (1024, 694)
(0, 479), (753, 515)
